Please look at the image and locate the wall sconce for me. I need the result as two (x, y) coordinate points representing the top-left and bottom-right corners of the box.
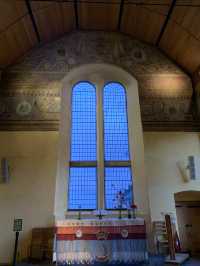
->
(177, 156), (200, 183)
(176, 161), (190, 182)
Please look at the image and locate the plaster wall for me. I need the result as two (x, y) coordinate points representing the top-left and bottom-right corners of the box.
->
(0, 132), (58, 263)
(144, 132), (200, 222)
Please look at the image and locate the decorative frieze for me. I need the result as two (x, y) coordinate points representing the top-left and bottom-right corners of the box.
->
(0, 31), (198, 131)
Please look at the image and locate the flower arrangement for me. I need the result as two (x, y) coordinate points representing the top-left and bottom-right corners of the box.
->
(131, 203), (137, 209)
(115, 190), (125, 219)
(112, 184), (134, 219)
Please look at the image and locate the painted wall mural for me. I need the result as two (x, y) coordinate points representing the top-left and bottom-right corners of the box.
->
(0, 31), (198, 131)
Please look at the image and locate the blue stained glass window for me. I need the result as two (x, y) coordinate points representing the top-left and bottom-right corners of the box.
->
(105, 167), (133, 209)
(68, 81), (133, 210)
(71, 82), (96, 161)
(104, 82), (133, 209)
(103, 83), (130, 161)
(69, 82), (97, 210)
(68, 167), (97, 210)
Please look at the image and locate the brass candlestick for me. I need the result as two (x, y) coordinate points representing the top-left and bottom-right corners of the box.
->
(78, 205), (81, 220)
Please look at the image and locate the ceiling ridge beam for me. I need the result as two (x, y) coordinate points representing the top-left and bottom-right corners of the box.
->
(25, 0), (41, 43)
(117, 0), (125, 31)
(156, 0), (177, 46)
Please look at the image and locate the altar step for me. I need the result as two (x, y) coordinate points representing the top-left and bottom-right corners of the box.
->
(165, 253), (190, 265)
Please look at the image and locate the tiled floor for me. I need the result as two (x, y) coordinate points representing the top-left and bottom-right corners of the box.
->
(183, 257), (200, 265)
(150, 255), (200, 265)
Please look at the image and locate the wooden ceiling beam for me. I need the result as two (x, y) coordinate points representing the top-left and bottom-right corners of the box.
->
(156, 0), (177, 46)
(117, 0), (124, 31)
(188, 67), (200, 119)
(25, 0), (41, 43)
(74, 0), (79, 29)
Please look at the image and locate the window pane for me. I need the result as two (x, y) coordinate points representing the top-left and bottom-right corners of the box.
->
(103, 82), (130, 161)
(105, 167), (133, 209)
(71, 82), (96, 161)
(68, 167), (97, 210)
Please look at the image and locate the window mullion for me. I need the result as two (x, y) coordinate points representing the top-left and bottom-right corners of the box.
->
(97, 81), (105, 210)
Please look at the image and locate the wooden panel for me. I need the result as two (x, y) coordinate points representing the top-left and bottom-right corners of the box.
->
(32, 2), (75, 42)
(141, 0), (170, 15)
(0, 0), (27, 33)
(159, 4), (200, 73)
(159, 20), (200, 73)
(172, 5), (200, 40)
(176, 203), (200, 255)
(61, 3), (76, 33)
(182, 7), (200, 39)
(176, 206), (191, 252)
(0, 15), (37, 68)
(121, 3), (170, 44)
(78, 1), (119, 30)
(159, 20), (189, 62)
(30, 227), (54, 261)
(180, 36), (200, 73)
(0, 33), (12, 67)
(30, 1), (52, 12)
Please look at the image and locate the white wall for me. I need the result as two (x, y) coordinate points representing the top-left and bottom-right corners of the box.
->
(0, 132), (58, 264)
(144, 132), (200, 222)
(1, 130), (200, 263)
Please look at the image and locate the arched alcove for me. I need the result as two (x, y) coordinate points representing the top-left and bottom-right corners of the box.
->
(54, 63), (150, 223)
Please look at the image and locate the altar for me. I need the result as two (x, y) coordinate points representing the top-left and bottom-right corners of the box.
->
(54, 218), (148, 265)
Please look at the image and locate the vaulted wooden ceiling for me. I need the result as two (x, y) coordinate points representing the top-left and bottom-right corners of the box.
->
(1, 0), (200, 75)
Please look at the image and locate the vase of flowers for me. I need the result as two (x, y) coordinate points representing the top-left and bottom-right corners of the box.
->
(131, 203), (137, 219)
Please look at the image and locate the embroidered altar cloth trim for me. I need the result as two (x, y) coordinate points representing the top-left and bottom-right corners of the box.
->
(57, 225), (145, 234)
(57, 233), (145, 240)
(56, 218), (146, 240)
(56, 217), (145, 227)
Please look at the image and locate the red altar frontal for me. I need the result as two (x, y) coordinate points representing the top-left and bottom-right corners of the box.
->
(54, 218), (148, 265)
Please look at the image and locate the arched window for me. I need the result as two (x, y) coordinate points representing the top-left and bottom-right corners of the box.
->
(104, 83), (130, 161)
(68, 81), (133, 210)
(55, 64), (147, 219)
(68, 82), (97, 210)
(104, 83), (133, 209)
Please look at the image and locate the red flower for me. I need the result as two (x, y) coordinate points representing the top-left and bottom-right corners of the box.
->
(131, 203), (137, 209)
